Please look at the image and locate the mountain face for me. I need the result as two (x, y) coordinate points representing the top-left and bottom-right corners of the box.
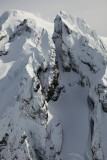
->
(0, 10), (107, 160)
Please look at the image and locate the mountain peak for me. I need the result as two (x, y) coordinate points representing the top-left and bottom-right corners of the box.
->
(0, 10), (107, 160)
(55, 10), (98, 41)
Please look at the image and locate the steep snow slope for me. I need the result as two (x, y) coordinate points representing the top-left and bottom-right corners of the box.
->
(0, 10), (107, 160)
(0, 10), (62, 160)
(51, 11), (107, 160)
(0, 10), (53, 117)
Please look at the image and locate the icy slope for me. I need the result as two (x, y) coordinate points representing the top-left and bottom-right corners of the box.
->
(51, 11), (107, 160)
(0, 10), (62, 160)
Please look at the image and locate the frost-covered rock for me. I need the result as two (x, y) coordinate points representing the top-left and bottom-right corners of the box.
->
(0, 10), (62, 160)
(0, 10), (107, 160)
(53, 11), (107, 160)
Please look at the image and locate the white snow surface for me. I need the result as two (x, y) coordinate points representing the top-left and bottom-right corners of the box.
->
(52, 11), (107, 160)
(0, 10), (62, 160)
(0, 10), (107, 160)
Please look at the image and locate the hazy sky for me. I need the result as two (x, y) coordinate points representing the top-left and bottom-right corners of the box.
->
(0, 0), (107, 36)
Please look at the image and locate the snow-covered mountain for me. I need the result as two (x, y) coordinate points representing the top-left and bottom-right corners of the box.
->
(0, 10), (107, 160)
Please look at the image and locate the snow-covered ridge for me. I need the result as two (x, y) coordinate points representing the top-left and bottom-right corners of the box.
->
(55, 11), (98, 39)
(0, 10), (53, 32)
(53, 11), (107, 160)
(0, 10), (62, 160)
(0, 10), (107, 160)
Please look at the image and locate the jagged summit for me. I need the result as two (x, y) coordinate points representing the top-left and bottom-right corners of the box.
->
(0, 10), (62, 160)
(53, 11), (107, 160)
(0, 10), (53, 42)
(0, 10), (107, 160)
(55, 10), (98, 39)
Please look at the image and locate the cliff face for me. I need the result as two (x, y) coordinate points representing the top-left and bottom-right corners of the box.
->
(0, 10), (107, 160)
(52, 11), (107, 160)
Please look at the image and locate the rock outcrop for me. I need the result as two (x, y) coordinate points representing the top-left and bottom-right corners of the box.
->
(0, 10), (107, 160)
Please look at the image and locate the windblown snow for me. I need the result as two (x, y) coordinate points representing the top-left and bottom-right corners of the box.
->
(0, 10), (107, 160)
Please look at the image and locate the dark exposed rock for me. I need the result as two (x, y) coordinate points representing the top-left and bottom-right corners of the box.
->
(34, 149), (44, 160)
(64, 24), (72, 34)
(63, 65), (71, 72)
(0, 50), (8, 56)
(17, 19), (27, 27)
(87, 96), (95, 111)
(77, 75), (90, 87)
(81, 60), (98, 73)
(90, 118), (94, 141)
(95, 84), (107, 113)
(102, 103), (107, 112)
(0, 35), (6, 41)
(46, 63), (59, 102)
(9, 19), (31, 42)
(20, 133), (27, 144)
(63, 49), (80, 73)
(0, 133), (9, 147)
(96, 84), (107, 94)
(51, 86), (64, 101)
